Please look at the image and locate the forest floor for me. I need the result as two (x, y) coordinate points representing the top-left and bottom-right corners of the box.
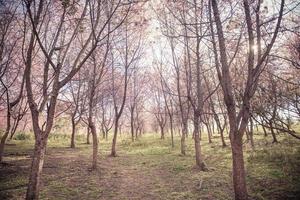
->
(0, 132), (300, 200)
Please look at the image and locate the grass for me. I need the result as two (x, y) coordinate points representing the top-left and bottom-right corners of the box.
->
(0, 131), (300, 200)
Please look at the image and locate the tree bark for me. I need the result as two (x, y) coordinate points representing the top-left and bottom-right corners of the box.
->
(181, 122), (187, 155)
(0, 106), (10, 162)
(70, 117), (76, 148)
(160, 125), (165, 140)
(86, 127), (90, 144)
(270, 122), (278, 143)
(205, 122), (213, 143)
(249, 118), (254, 148)
(170, 118), (174, 148)
(130, 109), (135, 142)
(194, 112), (207, 170)
(231, 134), (248, 200)
(89, 122), (98, 169)
(0, 129), (10, 162)
(26, 137), (47, 200)
(111, 117), (119, 157)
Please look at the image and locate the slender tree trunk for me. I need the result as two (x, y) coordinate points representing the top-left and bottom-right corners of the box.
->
(70, 117), (76, 148)
(26, 137), (47, 200)
(135, 127), (139, 140)
(194, 113), (207, 170)
(245, 130), (250, 142)
(0, 130), (10, 162)
(170, 119), (174, 148)
(230, 133), (248, 200)
(10, 117), (21, 140)
(0, 105), (11, 162)
(220, 128), (227, 147)
(105, 130), (108, 141)
(270, 122), (278, 143)
(111, 117), (119, 157)
(262, 125), (267, 137)
(89, 122), (98, 169)
(160, 125), (165, 140)
(102, 129), (105, 139)
(206, 123), (213, 143)
(214, 114), (226, 147)
(86, 127), (90, 144)
(130, 112), (134, 142)
(249, 118), (254, 149)
(181, 122), (187, 155)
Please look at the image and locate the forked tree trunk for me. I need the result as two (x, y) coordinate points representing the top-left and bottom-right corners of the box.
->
(26, 137), (47, 200)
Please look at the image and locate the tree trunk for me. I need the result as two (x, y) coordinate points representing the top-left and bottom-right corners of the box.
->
(262, 125), (268, 137)
(89, 122), (98, 169)
(231, 133), (248, 200)
(270, 122), (278, 143)
(10, 117), (20, 140)
(86, 127), (90, 144)
(135, 127), (139, 140)
(130, 115), (134, 142)
(220, 128), (227, 147)
(0, 130), (9, 162)
(111, 117), (119, 157)
(102, 130), (105, 140)
(181, 122), (187, 155)
(249, 118), (254, 149)
(206, 123), (213, 143)
(26, 137), (47, 200)
(170, 119), (174, 148)
(70, 117), (76, 148)
(214, 114), (226, 147)
(194, 113), (207, 170)
(160, 125), (165, 140)
(105, 130), (108, 141)
(0, 107), (11, 162)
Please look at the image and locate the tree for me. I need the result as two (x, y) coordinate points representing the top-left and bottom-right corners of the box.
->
(0, 1), (25, 162)
(110, 11), (143, 156)
(23, 0), (130, 198)
(210, 0), (285, 199)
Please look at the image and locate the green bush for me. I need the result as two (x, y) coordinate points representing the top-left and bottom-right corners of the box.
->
(14, 132), (31, 140)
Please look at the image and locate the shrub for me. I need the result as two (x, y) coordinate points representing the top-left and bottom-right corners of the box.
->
(14, 132), (31, 140)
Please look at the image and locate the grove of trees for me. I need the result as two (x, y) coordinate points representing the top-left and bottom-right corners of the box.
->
(0, 0), (299, 200)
